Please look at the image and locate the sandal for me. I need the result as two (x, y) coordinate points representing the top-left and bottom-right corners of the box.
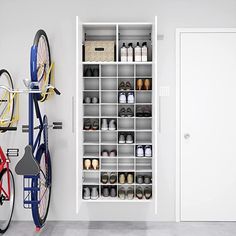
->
(126, 107), (133, 117)
(84, 119), (91, 130)
(92, 120), (99, 130)
(125, 81), (132, 90)
(101, 172), (109, 184)
(119, 81), (126, 90)
(144, 187), (152, 200)
(110, 172), (117, 184)
(119, 107), (126, 117)
(136, 186), (143, 199)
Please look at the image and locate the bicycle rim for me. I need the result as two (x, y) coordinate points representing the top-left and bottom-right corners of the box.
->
(31, 30), (51, 102)
(0, 169), (15, 233)
(0, 70), (15, 132)
(31, 144), (51, 228)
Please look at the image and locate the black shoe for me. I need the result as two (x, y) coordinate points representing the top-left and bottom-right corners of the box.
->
(84, 68), (93, 77)
(144, 187), (152, 200)
(126, 107), (134, 117)
(119, 107), (126, 117)
(93, 68), (99, 77)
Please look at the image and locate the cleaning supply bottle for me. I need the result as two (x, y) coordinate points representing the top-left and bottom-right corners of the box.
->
(141, 42), (148, 62)
(120, 43), (127, 62)
(127, 43), (134, 62)
(135, 42), (141, 62)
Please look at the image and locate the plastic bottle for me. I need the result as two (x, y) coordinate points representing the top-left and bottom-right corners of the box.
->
(120, 43), (127, 62)
(127, 43), (134, 62)
(141, 42), (148, 62)
(135, 42), (142, 62)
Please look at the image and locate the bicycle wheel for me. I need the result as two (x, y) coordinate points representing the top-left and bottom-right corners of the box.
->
(0, 70), (15, 132)
(0, 169), (15, 234)
(30, 30), (51, 102)
(31, 144), (52, 228)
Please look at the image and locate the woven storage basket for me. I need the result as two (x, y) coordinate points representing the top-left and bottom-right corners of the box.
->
(85, 41), (115, 62)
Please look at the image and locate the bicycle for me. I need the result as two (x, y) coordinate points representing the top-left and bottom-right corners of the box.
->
(0, 69), (18, 233)
(0, 147), (18, 234)
(0, 30), (61, 231)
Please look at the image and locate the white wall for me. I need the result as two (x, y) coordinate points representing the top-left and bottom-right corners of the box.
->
(0, 0), (236, 221)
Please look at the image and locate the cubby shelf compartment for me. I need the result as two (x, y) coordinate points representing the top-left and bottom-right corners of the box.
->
(81, 22), (154, 202)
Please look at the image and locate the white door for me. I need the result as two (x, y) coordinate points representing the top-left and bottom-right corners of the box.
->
(179, 30), (236, 221)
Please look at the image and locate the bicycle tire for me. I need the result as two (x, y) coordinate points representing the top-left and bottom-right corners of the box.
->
(31, 144), (52, 228)
(0, 168), (15, 234)
(30, 30), (51, 102)
(0, 69), (15, 133)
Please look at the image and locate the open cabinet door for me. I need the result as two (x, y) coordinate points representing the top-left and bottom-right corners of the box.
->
(76, 16), (82, 214)
(153, 15), (158, 215)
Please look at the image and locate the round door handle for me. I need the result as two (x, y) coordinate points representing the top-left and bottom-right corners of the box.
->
(184, 133), (190, 139)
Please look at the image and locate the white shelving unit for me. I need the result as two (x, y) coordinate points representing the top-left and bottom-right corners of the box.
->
(76, 21), (157, 203)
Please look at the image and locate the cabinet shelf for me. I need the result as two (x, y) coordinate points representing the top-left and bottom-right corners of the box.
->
(80, 22), (154, 203)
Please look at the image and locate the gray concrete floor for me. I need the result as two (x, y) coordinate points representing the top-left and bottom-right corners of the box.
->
(4, 221), (236, 236)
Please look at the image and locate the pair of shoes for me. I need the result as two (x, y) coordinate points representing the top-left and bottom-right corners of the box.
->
(119, 173), (134, 184)
(136, 79), (151, 90)
(136, 106), (151, 117)
(119, 81), (132, 90)
(136, 145), (152, 157)
(136, 187), (152, 200)
(136, 175), (152, 184)
(102, 186), (117, 197)
(84, 119), (99, 130)
(101, 119), (116, 130)
(101, 150), (117, 157)
(119, 92), (134, 104)
(119, 107), (134, 117)
(101, 172), (117, 184)
(83, 187), (99, 200)
(118, 187), (134, 200)
(84, 68), (99, 77)
(84, 159), (99, 170)
(119, 133), (133, 144)
(84, 97), (99, 104)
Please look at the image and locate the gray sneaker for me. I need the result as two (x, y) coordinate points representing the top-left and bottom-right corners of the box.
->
(92, 97), (99, 103)
(110, 187), (117, 197)
(109, 119), (116, 130)
(119, 134), (125, 144)
(101, 119), (108, 130)
(136, 175), (144, 184)
(83, 187), (90, 200)
(144, 175), (151, 184)
(91, 187), (99, 200)
(84, 97), (91, 103)
(126, 134), (133, 144)
(102, 187), (109, 197)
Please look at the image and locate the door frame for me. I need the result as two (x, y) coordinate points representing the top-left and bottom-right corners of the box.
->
(175, 28), (236, 222)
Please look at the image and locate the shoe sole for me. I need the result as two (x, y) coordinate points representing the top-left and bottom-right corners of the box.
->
(83, 196), (90, 200)
(119, 141), (126, 144)
(137, 154), (144, 157)
(109, 128), (116, 131)
(101, 128), (109, 130)
(91, 196), (99, 200)
(126, 141), (133, 144)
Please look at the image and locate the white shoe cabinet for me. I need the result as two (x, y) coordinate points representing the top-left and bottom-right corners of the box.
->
(76, 21), (157, 202)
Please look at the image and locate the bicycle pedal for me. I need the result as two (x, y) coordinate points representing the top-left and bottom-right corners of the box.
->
(22, 125), (29, 133)
(53, 122), (62, 129)
(7, 148), (19, 157)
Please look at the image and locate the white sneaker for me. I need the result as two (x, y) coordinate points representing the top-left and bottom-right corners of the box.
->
(144, 145), (152, 157)
(126, 134), (133, 144)
(119, 92), (126, 103)
(101, 119), (108, 130)
(119, 134), (126, 144)
(136, 145), (144, 157)
(91, 187), (99, 200)
(127, 92), (134, 104)
(109, 120), (116, 130)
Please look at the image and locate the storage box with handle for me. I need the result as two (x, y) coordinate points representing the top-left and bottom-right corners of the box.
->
(85, 41), (115, 62)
